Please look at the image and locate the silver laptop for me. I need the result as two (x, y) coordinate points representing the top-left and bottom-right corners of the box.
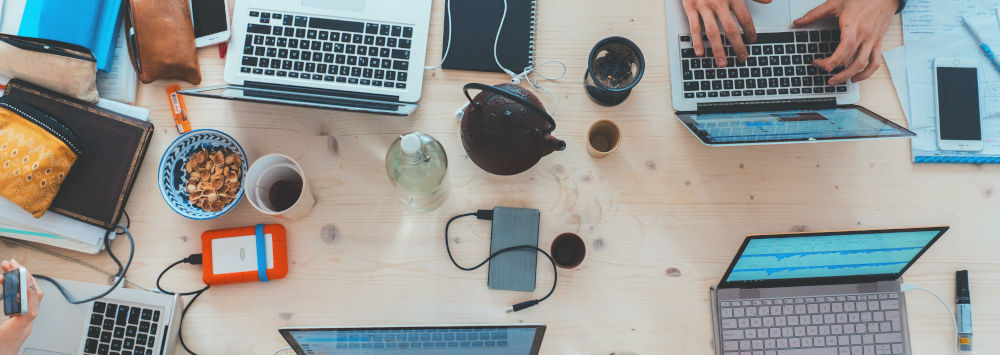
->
(664, 0), (915, 145)
(179, 0), (432, 115)
(710, 227), (948, 355)
(279, 324), (546, 355)
(18, 277), (182, 355)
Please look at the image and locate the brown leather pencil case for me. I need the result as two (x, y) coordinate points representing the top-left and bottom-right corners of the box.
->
(124, 0), (201, 84)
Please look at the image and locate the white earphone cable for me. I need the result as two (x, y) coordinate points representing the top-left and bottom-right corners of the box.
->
(428, 0), (566, 114)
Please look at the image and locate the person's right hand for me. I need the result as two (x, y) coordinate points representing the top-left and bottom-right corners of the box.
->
(681, 0), (772, 68)
(0, 259), (43, 355)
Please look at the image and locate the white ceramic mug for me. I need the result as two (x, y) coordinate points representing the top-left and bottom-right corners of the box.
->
(245, 154), (316, 220)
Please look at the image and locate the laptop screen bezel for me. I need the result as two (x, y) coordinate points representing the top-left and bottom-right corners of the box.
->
(279, 324), (546, 355)
(675, 104), (916, 145)
(717, 227), (949, 289)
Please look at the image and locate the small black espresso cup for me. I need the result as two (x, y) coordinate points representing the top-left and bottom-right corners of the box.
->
(584, 36), (645, 106)
(550, 233), (586, 269)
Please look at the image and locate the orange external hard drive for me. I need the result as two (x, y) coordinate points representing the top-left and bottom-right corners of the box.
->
(201, 224), (288, 285)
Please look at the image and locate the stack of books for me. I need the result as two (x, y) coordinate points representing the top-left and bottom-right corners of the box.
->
(0, 80), (153, 254)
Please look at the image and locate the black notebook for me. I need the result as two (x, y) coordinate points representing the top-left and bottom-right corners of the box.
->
(441, 0), (537, 73)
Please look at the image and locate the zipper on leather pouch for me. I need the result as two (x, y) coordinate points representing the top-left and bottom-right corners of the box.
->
(0, 98), (85, 155)
(0, 34), (95, 62)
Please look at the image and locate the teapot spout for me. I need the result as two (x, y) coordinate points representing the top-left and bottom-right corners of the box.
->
(541, 135), (567, 156)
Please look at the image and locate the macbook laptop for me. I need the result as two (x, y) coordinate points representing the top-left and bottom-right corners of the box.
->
(18, 277), (182, 355)
(664, 0), (916, 145)
(710, 227), (948, 355)
(179, 0), (432, 115)
(279, 324), (546, 355)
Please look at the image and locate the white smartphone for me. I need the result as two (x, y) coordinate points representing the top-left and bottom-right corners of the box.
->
(933, 57), (983, 151)
(190, 0), (231, 47)
(3, 267), (28, 316)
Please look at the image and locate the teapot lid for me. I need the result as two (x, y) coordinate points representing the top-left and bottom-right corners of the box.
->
(463, 83), (556, 135)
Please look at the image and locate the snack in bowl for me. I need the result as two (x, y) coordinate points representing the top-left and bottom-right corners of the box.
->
(185, 148), (242, 212)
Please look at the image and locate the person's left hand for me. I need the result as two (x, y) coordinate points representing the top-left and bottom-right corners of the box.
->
(1, 259), (43, 355)
(794, 0), (900, 85)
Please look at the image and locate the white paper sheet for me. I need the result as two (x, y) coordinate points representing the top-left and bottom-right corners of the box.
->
(884, 46), (910, 120)
(96, 25), (139, 104)
(902, 0), (1000, 43)
(902, 13), (1000, 161)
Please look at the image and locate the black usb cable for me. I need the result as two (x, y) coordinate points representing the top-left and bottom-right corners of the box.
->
(156, 254), (210, 355)
(445, 210), (557, 312)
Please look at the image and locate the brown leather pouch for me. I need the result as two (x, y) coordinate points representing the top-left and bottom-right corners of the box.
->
(124, 0), (201, 84)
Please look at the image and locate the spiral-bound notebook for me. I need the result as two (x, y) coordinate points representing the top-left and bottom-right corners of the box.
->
(441, 0), (536, 73)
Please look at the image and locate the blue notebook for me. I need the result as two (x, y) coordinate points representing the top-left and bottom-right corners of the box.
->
(17, 0), (123, 72)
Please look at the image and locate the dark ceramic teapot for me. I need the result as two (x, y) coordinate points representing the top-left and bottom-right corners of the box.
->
(461, 83), (566, 176)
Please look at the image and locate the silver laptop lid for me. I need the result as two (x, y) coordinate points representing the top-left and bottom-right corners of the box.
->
(179, 85), (418, 116)
(717, 227), (948, 290)
(279, 324), (546, 355)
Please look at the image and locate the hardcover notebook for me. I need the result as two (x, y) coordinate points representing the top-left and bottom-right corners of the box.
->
(3, 80), (153, 230)
(441, 0), (537, 73)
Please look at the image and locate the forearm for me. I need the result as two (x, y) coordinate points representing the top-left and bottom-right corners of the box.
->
(0, 317), (34, 355)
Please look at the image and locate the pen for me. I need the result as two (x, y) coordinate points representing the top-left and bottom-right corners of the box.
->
(956, 270), (972, 352)
(962, 15), (1000, 75)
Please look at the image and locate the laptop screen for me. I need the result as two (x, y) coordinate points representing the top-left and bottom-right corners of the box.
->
(280, 325), (545, 355)
(676, 106), (915, 145)
(720, 227), (947, 287)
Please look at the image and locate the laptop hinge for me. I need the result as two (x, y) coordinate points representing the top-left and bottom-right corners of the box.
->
(696, 97), (837, 114)
(244, 81), (402, 103)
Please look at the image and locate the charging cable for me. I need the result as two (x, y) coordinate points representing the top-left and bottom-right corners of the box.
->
(900, 283), (959, 355)
(156, 254), (210, 355)
(445, 210), (557, 312)
(34, 224), (135, 304)
(427, 0), (567, 115)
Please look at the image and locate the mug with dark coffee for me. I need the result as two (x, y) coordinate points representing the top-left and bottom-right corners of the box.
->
(245, 154), (316, 220)
(551, 233), (586, 269)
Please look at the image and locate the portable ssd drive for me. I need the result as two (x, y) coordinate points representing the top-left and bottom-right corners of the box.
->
(202, 224), (288, 285)
(487, 207), (540, 292)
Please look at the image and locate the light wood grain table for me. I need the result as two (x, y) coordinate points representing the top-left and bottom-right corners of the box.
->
(3, 1), (998, 354)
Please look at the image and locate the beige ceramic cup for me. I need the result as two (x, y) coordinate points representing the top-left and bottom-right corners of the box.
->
(245, 154), (316, 220)
(587, 119), (622, 158)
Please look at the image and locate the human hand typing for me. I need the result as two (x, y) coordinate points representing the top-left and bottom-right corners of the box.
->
(794, 0), (901, 85)
(681, 0), (773, 68)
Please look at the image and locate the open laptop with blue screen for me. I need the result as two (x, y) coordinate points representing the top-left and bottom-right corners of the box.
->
(279, 324), (545, 355)
(710, 227), (948, 355)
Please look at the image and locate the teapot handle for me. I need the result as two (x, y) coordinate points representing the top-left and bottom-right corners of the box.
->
(463, 83), (556, 134)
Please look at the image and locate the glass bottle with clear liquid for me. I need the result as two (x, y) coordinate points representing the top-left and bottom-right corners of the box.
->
(385, 132), (449, 212)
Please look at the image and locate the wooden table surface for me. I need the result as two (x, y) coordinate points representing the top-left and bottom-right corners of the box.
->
(3, 1), (999, 354)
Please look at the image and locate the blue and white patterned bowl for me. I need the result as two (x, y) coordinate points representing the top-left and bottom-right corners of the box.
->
(158, 129), (248, 220)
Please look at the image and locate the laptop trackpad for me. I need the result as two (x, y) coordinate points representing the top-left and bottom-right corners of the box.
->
(747, 0), (827, 27)
(301, 0), (366, 12)
(747, 0), (792, 26)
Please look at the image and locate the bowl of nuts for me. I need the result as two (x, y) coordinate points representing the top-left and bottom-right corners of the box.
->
(157, 129), (248, 220)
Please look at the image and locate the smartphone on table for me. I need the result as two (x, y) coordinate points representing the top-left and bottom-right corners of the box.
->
(933, 57), (984, 151)
(3, 267), (28, 316)
(190, 0), (231, 47)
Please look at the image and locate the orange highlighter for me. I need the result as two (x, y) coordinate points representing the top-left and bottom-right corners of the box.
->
(166, 84), (191, 133)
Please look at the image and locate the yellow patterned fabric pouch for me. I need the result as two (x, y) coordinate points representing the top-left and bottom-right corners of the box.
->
(0, 97), (84, 218)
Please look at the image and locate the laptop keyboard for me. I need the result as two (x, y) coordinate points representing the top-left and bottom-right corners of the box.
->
(720, 292), (905, 355)
(85, 301), (163, 355)
(241, 10), (414, 89)
(299, 328), (511, 352)
(680, 31), (849, 99)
